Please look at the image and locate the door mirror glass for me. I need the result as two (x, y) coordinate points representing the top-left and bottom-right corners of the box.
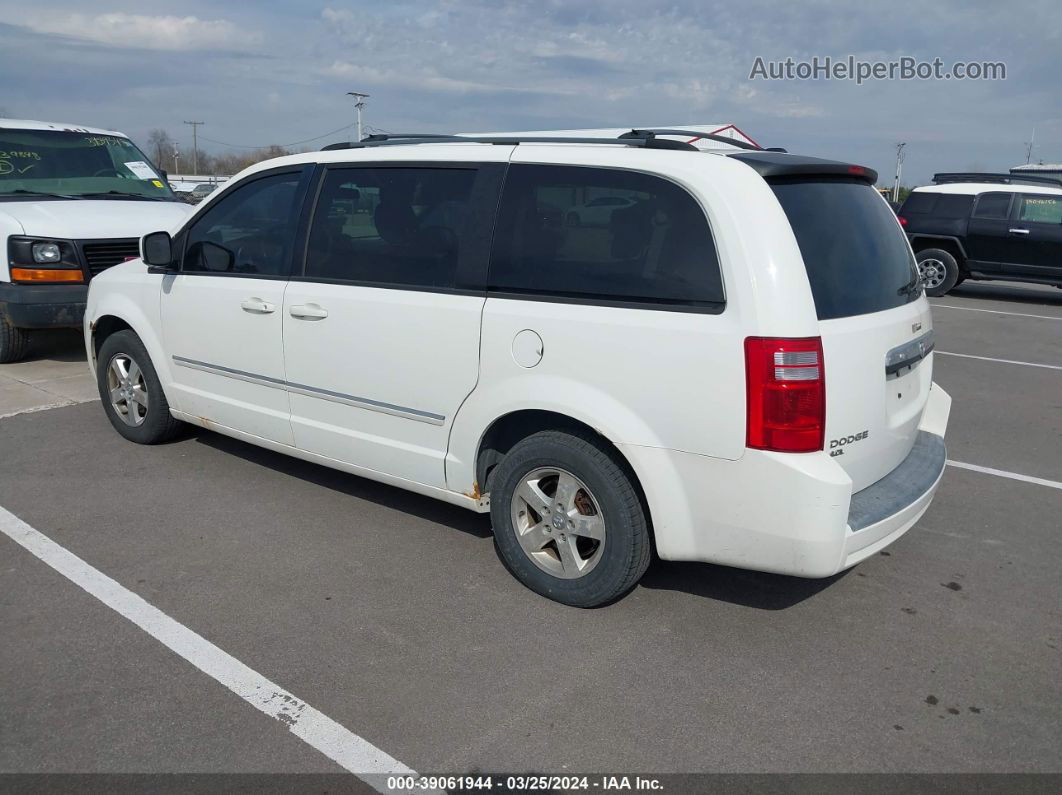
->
(141, 231), (173, 267)
(197, 241), (235, 272)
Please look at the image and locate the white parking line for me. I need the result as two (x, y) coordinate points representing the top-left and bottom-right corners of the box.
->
(932, 303), (1062, 321)
(0, 504), (431, 793)
(947, 460), (1062, 491)
(936, 351), (1062, 371)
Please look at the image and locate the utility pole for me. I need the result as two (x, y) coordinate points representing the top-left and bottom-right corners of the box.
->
(172, 142), (180, 176)
(892, 142), (906, 204)
(183, 120), (204, 174)
(1024, 127), (1036, 164)
(346, 92), (370, 142)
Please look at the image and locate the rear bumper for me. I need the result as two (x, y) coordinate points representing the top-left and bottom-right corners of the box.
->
(840, 430), (946, 569)
(619, 383), (952, 577)
(0, 282), (87, 329)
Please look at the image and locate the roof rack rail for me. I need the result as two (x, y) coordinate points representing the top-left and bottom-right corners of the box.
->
(618, 128), (762, 151)
(322, 131), (704, 152)
(932, 172), (1062, 188)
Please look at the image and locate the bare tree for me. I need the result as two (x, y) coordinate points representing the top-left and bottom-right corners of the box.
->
(146, 129), (174, 170)
(209, 145), (295, 176)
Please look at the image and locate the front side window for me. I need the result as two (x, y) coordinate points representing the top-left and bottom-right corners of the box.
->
(973, 192), (1012, 219)
(304, 167), (477, 289)
(489, 164), (724, 309)
(0, 129), (177, 201)
(1017, 195), (1062, 224)
(182, 172), (301, 277)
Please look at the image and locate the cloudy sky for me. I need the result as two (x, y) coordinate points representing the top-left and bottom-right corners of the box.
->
(1, 0), (1058, 185)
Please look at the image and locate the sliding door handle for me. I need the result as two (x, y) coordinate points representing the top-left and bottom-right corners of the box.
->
(289, 303), (328, 320)
(1008, 228), (1030, 235)
(240, 297), (275, 314)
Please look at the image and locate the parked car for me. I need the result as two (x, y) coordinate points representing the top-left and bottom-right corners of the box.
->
(898, 172), (1062, 296)
(186, 183), (218, 205)
(0, 119), (192, 362)
(85, 130), (951, 607)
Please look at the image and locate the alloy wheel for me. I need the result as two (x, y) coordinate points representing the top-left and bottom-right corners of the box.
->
(509, 467), (606, 579)
(918, 258), (946, 289)
(107, 353), (149, 427)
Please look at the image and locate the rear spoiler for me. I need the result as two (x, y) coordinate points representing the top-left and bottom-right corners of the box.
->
(727, 152), (878, 185)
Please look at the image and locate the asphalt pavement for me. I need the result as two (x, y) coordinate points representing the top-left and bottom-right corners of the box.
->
(1, 281), (1059, 778)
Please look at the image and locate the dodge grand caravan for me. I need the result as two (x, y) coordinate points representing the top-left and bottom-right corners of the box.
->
(1, 119), (191, 362)
(84, 129), (951, 607)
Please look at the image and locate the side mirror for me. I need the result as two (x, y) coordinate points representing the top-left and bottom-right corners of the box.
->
(142, 231), (174, 269)
(199, 241), (234, 272)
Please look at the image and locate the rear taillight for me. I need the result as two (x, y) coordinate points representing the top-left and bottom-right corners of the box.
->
(898, 216), (908, 227)
(745, 337), (825, 453)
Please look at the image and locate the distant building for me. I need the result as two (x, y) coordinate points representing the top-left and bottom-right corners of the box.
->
(1010, 163), (1062, 181)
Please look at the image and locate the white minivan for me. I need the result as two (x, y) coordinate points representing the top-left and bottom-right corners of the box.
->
(0, 119), (191, 362)
(84, 130), (951, 607)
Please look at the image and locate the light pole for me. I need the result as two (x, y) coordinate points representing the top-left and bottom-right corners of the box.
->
(347, 92), (370, 142)
(892, 142), (906, 204)
(172, 142), (180, 176)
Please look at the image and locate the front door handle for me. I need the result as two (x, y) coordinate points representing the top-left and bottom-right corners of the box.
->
(289, 303), (328, 320)
(240, 297), (275, 314)
(1009, 228), (1030, 235)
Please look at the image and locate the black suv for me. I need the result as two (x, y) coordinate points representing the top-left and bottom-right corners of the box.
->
(898, 173), (1062, 296)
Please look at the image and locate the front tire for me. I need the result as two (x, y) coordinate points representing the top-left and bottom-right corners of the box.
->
(96, 330), (182, 444)
(0, 314), (30, 363)
(917, 248), (960, 297)
(490, 430), (651, 607)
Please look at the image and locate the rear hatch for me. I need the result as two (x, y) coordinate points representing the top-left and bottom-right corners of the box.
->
(769, 176), (933, 492)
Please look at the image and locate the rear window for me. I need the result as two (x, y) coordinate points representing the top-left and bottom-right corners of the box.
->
(771, 178), (919, 320)
(899, 191), (973, 218)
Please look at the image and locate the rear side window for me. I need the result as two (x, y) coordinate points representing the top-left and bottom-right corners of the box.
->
(489, 164), (723, 309)
(770, 178), (919, 320)
(1017, 194), (1062, 224)
(899, 192), (937, 214)
(973, 192), (1013, 219)
(934, 194), (975, 218)
(304, 167), (477, 289)
(900, 192), (973, 218)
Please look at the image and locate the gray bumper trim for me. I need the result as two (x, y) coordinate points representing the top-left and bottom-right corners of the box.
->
(848, 431), (946, 532)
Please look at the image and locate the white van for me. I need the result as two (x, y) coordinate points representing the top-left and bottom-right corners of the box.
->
(84, 130), (951, 607)
(0, 119), (192, 362)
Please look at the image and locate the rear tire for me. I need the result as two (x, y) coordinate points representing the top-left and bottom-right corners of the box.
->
(0, 314), (30, 364)
(490, 429), (651, 607)
(917, 248), (960, 297)
(96, 330), (182, 444)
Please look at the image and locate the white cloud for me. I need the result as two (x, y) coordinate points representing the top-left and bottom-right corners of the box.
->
(321, 60), (564, 96)
(20, 12), (260, 51)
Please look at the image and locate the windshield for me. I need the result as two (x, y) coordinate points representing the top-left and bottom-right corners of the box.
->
(0, 129), (178, 201)
(770, 178), (920, 320)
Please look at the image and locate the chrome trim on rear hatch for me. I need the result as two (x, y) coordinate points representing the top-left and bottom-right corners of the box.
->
(885, 329), (935, 376)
